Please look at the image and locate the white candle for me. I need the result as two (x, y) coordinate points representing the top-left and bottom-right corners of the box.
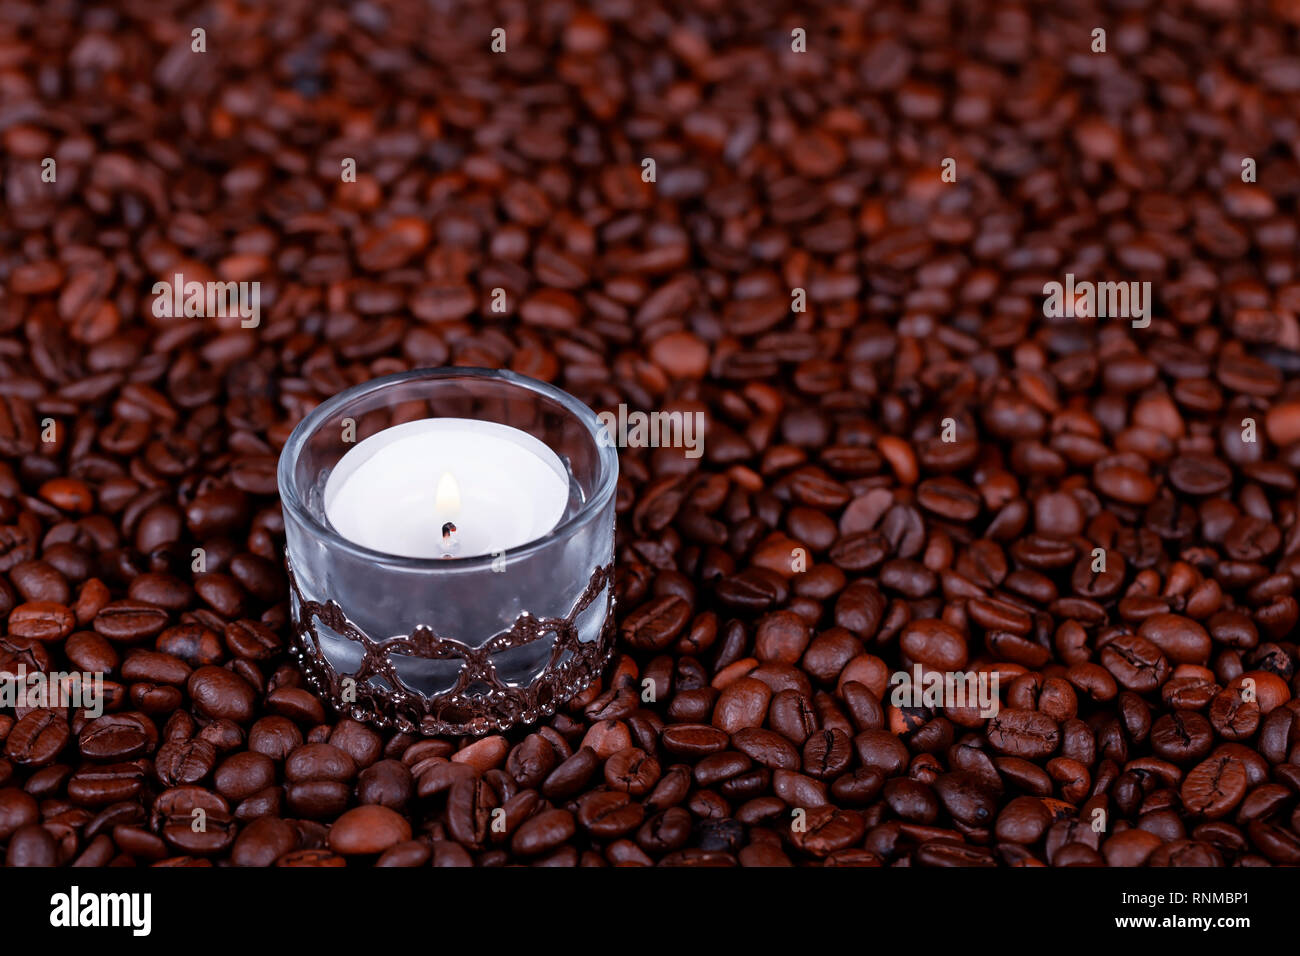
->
(323, 418), (569, 559)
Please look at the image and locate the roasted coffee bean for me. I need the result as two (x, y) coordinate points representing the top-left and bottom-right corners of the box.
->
(329, 805), (412, 856)
(1100, 635), (1170, 693)
(376, 840), (430, 868)
(883, 778), (939, 824)
(286, 744), (357, 783)
(732, 728), (800, 770)
(248, 717), (303, 762)
(1181, 755), (1249, 819)
(1150, 712), (1214, 764)
(155, 624), (224, 667)
(223, 620), (282, 660)
(574, 790), (640, 839)
(155, 739), (217, 787)
(933, 772), (998, 827)
(830, 768), (885, 805)
(995, 796), (1053, 845)
(286, 780), (351, 821)
(5, 711), (70, 767)
(1248, 820), (1300, 864)
(693, 751), (752, 789)
(198, 719), (245, 755)
(0, 788), (39, 841)
(604, 747), (661, 796)
(1139, 614), (1211, 665)
(77, 714), (154, 762)
(511, 808), (575, 857)
(1147, 840), (1223, 867)
(8, 601), (76, 641)
(214, 752), (277, 802)
(900, 619), (969, 670)
(987, 710), (1061, 760)
(66, 763), (145, 806)
(93, 602), (169, 643)
(621, 596), (690, 651)
(232, 816), (297, 867)
(266, 687), (327, 726)
(121, 650), (191, 686)
(64, 632), (118, 675)
(802, 730), (852, 780)
(660, 724), (728, 759)
(637, 807), (692, 854)
(853, 731), (910, 778)
(6, 823), (58, 867)
(541, 747), (598, 801)
(160, 794), (236, 855)
(754, 611), (811, 663)
(787, 806), (867, 858)
(187, 666), (257, 723)
(712, 677), (771, 734)
(356, 759), (413, 811)
(768, 690), (818, 746)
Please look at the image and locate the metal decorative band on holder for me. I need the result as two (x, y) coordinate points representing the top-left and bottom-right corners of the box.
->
(285, 554), (616, 737)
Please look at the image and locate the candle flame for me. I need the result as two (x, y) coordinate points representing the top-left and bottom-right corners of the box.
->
(435, 471), (461, 516)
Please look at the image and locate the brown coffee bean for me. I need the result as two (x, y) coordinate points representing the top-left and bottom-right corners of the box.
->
(987, 709), (1061, 760)
(156, 623), (224, 666)
(802, 729), (852, 780)
(232, 816), (296, 867)
(286, 743), (357, 783)
(155, 738), (217, 786)
(5, 710), (70, 767)
(6, 823), (58, 866)
(511, 808), (575, 856)
(357, 759), (413, 810)
(754, 611), (811, 663)
(1139, 614), (1212, 665)
(541, 747), (598, 800)
(93, 601), (169, 643)
(223, 619), (282, 660)
(712, 677), (772, 734)
(0, 787), (39, 840)
(329, 805), (412, 855)
(900, 619), (968, 669)
(604, 747), (661, 796)
(732, 727), (801, 770)
(77, 714), (154, 761)
(7, 602), (75, 641)
(67, 762), (146, 806)
(622, 595), (690, 651)
(187, 665), (257, 722)
(1181, 754), (1249, 819)
(577, 790), (644, 839)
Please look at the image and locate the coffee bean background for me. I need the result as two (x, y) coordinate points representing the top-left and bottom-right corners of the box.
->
(2, 1), (1300, 867)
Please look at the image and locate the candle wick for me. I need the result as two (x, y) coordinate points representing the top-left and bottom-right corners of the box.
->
(440, 521), (458, 559)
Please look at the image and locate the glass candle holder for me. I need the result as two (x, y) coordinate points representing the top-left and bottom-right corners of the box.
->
(277, 368), (618, 737)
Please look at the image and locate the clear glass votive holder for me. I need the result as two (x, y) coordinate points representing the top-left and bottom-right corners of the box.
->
(277, 368), (618, 737)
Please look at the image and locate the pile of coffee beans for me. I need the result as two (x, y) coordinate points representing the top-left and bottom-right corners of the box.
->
(3, 1), (1300, 866)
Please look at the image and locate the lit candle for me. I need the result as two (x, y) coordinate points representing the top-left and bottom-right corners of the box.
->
(323, 418), (570, 559)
